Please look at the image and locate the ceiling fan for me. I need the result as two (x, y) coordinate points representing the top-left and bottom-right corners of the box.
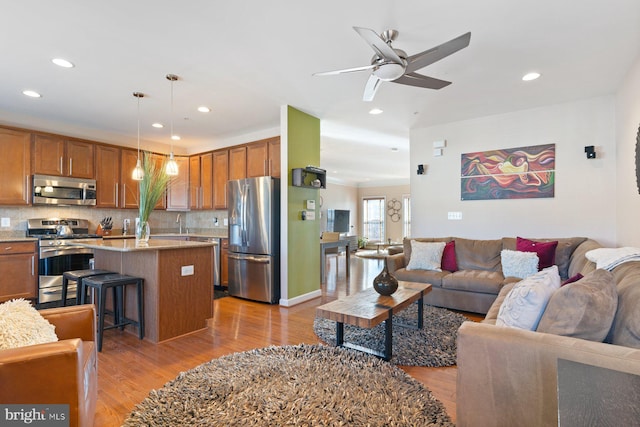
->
(314, 27), (471, 101)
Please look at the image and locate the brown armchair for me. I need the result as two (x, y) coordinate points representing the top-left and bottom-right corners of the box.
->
(0, 304), (98, 427)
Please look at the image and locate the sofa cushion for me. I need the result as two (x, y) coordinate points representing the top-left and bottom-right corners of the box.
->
(516, 237), (558, 270)
(562, 273), (583, 286)
(0, 299), (58, 350)
(607, 261), (640, 348)
(504, 237), (588, 280)
(483, 282), (517, 324)
(442, 270), (505, 294)
(455, 238), (503, 272)
(496, 266), (561, 330)
(402, 237), (451, 266)
(441, 241), (458, 272)
(406, 240), (446, 271)
(536, 269), (618, 342)
(501, 249), (539, 279)
(393, 268), (448, 287)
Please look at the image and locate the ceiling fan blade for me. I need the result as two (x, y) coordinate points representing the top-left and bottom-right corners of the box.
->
(393, 72), (451, 90)
(353, 27), (403, 64)
(363, 74), (382, 102)
(406, 32), (471, 74)
(313, 64), (376, 76)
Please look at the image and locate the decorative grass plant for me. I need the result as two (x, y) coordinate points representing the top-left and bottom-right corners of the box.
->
(136, 152), (170, 241)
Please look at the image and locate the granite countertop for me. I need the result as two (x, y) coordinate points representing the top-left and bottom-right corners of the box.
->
(66, 238), (215, 252)
(0, 237), (38, 243)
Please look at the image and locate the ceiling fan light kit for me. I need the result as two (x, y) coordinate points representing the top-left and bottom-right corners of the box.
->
(314, 27), (471, 102)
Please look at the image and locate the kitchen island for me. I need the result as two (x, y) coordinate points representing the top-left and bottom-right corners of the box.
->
(67, 238), (214, 343)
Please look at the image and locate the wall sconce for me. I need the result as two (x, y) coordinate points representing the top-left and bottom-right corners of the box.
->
(417, 164), (426, 175)
(584, 146), (596, 159)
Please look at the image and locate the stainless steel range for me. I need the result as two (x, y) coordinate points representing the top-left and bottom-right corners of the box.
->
(27, 218), (99, 305)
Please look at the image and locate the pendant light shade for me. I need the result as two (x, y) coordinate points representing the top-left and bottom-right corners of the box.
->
(132, 92), (145, 181)
(165, 74), (179, 176)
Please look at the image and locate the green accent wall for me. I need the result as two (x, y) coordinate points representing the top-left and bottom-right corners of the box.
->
(287, 106), (321, 299)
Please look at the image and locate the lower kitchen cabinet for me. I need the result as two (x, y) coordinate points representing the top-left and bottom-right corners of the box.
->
(0, 241), (37, 302)
(220, 238), (229, 286)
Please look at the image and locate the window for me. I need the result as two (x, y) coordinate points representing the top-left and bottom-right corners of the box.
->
(362, 197), (385, 242)
(402, 194), (411, 238)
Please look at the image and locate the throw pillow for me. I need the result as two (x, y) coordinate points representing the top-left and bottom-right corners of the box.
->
(516, 237), (558, 270)
(496, 265), (561, 330)
(406, 241), (446, 271)
(537, 269), (618, 342)
(501, 249), (539, 279)
(0, 299), (58, 350)
(441, 240), (458, 272)
(561, 273), (584, 286)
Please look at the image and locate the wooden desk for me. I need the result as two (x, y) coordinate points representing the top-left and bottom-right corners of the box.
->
(316, 282), (432, 360)
(320, 239), (350, 283)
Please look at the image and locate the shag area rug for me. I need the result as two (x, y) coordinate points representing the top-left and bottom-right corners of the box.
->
(123, 344), (454, 427)
(314, 304), (468, 366)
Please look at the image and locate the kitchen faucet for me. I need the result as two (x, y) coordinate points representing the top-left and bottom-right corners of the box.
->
(176, 214), (182, 234)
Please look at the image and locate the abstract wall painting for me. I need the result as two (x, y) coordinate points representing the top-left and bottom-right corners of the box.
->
(461, 144), (555, 201)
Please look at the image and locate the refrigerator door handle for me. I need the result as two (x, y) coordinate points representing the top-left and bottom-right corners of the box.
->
(229, 253), (270, 264)
(241, 183), (250, 246)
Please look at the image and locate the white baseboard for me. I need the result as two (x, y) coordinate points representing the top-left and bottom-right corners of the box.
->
(279, 289), (322, 307)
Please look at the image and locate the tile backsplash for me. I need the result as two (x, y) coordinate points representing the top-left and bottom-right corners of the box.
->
(0, 206), (228, 236)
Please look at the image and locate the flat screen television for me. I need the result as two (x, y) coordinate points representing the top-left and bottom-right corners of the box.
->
(327, 209), (350, 233)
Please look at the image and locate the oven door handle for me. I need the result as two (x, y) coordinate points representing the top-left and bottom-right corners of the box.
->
(39, 246), (95, 259)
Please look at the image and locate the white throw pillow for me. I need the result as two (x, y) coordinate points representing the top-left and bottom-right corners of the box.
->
(501, 249), (539, 279)
(406, 241), (446, 271)
(0, 299), (58, 350)
(496, 265), (561, 331)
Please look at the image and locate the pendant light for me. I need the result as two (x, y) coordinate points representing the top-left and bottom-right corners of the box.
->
(132, 92), (145, 181)
(165, 73), (179, 176)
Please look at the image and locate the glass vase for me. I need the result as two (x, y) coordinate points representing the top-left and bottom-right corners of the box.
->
(135, 220), (151, 244)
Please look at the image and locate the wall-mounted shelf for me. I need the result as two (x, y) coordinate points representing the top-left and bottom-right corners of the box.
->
(292, 166), (326, 189)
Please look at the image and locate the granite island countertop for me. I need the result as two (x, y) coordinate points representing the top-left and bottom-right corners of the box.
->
(66, 238), (215, 252)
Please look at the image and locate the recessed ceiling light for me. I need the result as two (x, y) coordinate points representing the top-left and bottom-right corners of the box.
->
(52, 58), (74, 68)
(171, 135), (181, 141)
(369, 108), (383, 115)
(22, 90), (41, 98)
(522, 72), (541, 81)
(152, 123), (164, 128)
(197, 106), (211, 113)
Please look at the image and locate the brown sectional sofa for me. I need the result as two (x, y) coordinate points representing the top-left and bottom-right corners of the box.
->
(403, 236), (640, 426)
(386, 236), (588, 314)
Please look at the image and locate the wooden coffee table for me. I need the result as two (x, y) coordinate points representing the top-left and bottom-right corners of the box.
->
(316, 281), (432, 361)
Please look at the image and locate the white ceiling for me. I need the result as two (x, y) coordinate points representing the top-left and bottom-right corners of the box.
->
(1, 1), (639, 186)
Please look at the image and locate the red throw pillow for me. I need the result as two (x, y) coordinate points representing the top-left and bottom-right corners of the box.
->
(516, 237), (558, 270)
(441, 241), (458, 272)
(561, 273), (584, 286)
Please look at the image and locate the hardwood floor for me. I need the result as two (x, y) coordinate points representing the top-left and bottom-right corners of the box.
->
(94, 253), (481, 426)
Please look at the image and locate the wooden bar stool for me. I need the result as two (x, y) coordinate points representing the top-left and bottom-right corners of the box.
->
(82, 273), (145, 352)
(61, 269), (113, 306)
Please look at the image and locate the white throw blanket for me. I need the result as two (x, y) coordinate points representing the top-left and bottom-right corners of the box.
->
(585, 247), (640, 271)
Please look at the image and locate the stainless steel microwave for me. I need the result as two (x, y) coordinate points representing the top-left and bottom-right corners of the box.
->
(32, 174), (97, 206)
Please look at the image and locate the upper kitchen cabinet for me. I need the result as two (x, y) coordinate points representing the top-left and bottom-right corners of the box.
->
(229, 146), (247, 180)
(95, 145), (121, 208)
(0, 127), (31, 205)
(213, 149), (229, 209)
(120, 148), (141, 209)
(247, 137), (280, 178)
(166, 156), (189, 211)
(32, 134), (95, 179)
(189, 153), (213, 210)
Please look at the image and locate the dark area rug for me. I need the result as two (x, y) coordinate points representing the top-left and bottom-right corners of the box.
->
(122, 344), (454, 427)
(314, 304), (468, 366)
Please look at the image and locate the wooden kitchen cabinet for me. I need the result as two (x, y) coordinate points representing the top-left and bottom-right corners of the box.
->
(0, 241), (37, 302)
(247, 137), (280, 178)
(32, 134), (95, 178)
(120, 148), (140, 209)
(220, 238), (229, 287)
(213, 149), (229, 209)
(0, 127), (31, 205)
(166, 156), (190, 211)
(189, 153), (213, 210)
(95, 145), (121, 208)
(229, 146), (247, 180)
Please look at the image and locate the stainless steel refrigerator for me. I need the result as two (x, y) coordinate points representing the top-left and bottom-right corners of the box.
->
(227, 176), (280, 303)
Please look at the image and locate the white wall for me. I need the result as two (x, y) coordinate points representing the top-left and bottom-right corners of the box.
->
(410, 96), (617, 246)
(615, 54), (640, 247)
(358, 184), (411, 243)
(320, 182), (359, 236)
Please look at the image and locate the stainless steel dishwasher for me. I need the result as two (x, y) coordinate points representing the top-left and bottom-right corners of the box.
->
(188, 236), (220, 288)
